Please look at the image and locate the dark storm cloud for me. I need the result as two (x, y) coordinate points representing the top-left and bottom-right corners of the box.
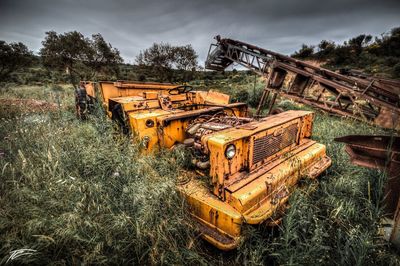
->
(0, 0), (399, 64)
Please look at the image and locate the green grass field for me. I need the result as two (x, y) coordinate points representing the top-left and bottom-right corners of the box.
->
(1, 82), (399, 265)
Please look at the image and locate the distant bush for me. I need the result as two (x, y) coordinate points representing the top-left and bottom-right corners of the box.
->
(232, 89), (249, 103)
(291, 26), (400, 78)
(135, 43), (198, 82)
(292, 44), (315, 59)
(0, 41), (34, 81)
(40, 31), (123, 86)
(393, 62), (400, 78)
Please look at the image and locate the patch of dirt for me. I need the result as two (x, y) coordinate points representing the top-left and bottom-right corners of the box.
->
(0, 98), (58, 113)
(303, 59), (326, 67)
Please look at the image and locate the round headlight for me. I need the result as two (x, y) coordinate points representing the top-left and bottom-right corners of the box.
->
(225, 144), (236, 159)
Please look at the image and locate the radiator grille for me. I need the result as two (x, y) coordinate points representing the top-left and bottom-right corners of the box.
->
(252, 123), (298, 165)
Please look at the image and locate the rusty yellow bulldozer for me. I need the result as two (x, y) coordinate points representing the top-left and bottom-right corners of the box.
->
(75, 79), (331, 250)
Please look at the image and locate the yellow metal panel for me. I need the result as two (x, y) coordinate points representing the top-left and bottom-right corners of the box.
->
(97, 81), (181, 112)
(144, 91), (158, 100)
(300, 112), (314, 138)
(168, 94), (188, 102)
(230, 143), (327, 216)
(98, 82), (120, 105)
(205, 90), (230, 105)
(127, 110), (172, 151)
(207, 138), (248, 198)
(84, 82), (96, 98)
(110, 96), (145, 104)
(118, 99), (161, 112)
(114, 81), (178, 90)
(157, 119), (190, 148)
(243, 160), (331, 224)
(177, 178), (242, 241)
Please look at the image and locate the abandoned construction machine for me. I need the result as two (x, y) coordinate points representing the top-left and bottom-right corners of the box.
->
(76, 80), (331, 250)
(206, 36), (400, 130)
(75, 81), (248, 149)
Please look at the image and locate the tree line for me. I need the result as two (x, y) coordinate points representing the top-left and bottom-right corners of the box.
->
(0, 31), (198, 85)
(292, 27), (400, 78)
(1, 27), (399, 85)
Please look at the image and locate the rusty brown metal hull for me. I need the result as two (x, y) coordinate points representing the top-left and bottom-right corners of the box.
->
(335, 135), (400, 248)
(335, 135), (400, 214)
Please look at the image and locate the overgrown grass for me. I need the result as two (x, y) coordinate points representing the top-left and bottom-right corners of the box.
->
(1, 84), (399, 265)
(0, 85), (208, 265)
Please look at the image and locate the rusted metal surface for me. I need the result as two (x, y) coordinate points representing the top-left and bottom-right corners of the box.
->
(335, 135), (400, 248)
(160, 103), (247, 124)
(206, 36), (400, 130)
(335, 135), (400, 213)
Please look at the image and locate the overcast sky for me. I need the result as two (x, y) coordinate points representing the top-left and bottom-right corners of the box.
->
(0, 0), (399, 65)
